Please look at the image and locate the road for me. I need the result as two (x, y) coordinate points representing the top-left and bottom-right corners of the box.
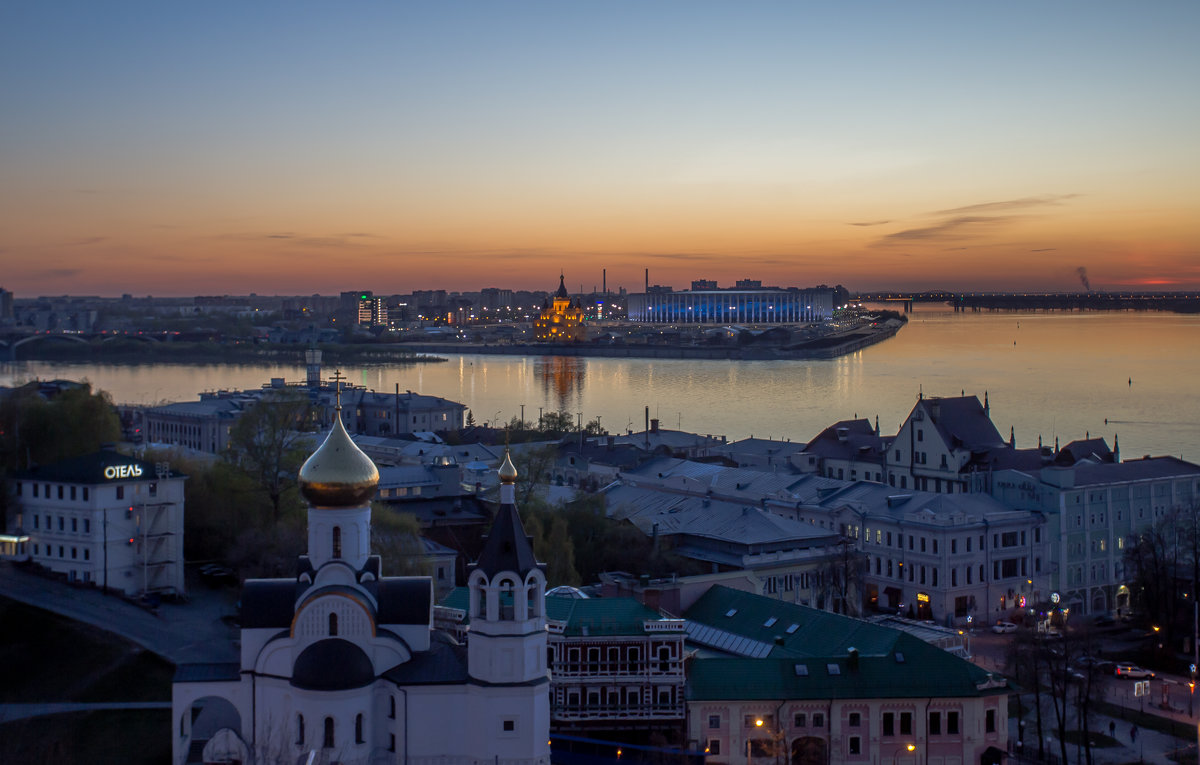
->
(0, 561), (239, 665)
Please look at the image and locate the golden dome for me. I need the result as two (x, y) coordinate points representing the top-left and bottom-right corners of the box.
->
(299, 411), (379, 509)
(498, 449), (518, 485)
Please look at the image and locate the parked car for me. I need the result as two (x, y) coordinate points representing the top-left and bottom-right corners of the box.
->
(1114, 664), (1154, 679)
(992, 621), (1018, 634)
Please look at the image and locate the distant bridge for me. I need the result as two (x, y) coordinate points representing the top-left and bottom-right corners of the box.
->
(0, 332), (163, 361)
(856, 292), (1200, 313)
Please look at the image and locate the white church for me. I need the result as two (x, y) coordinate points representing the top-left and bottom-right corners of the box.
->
(172, 393), (551, 765)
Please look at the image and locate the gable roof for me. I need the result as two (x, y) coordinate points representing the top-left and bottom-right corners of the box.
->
(909, 396), (1004, 451)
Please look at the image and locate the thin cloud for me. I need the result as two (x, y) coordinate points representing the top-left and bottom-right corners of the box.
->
(63, 236), (107, 246)
(879, 215), (1015, 243)
(934, 194), (1078, 216)
(847, 220), (890, 227)
(29, 268), (83, 278)
(1031, 248), (1056, 253)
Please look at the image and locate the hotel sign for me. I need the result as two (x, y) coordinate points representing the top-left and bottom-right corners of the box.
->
(916, 592), (930, 603)
(104, 464), (143, 480)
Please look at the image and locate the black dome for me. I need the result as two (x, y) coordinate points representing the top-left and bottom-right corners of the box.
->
(292, 639), (374, 691)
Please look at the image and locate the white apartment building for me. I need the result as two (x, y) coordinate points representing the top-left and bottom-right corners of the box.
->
(10, 449), (186, 595)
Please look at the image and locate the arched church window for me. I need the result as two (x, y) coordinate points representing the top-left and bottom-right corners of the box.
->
(355, 713), (364, 744)
(329, 612), (338, 636)
(323, 717), (335, 749)
(332, 527), (342, 559)
(296, 714), (305, 746)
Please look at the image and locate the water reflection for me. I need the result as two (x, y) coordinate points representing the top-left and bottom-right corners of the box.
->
(534, 356), (584, 413)
(2, 307), (1198, 460)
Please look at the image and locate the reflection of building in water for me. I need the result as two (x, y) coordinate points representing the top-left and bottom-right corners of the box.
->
(536, 356), (585, 411)
(533, 275), (586, 342)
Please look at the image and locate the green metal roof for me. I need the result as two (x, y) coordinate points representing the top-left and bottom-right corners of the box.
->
(545, 596), (669, 637)
(687, 645), (1005, 701)
(684, 586), (1007, 701)
(440, 588), (669, 636)
(683, 585), (897, 658)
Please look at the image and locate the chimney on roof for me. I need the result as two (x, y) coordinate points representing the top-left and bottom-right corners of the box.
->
(1010, 426), (1015, 447)
(650, 418), (659, 433)
(847, 646), (859, 672)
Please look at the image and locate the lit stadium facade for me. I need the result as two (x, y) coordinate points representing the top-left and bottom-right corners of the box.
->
(626, 287), (835, 323)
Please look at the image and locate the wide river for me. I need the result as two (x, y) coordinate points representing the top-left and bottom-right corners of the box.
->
(3, 305), (1198, 462)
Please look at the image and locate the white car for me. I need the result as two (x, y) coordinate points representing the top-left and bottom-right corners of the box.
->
(992, 621), (1018, 634)
(1114, 664), (1153, 679)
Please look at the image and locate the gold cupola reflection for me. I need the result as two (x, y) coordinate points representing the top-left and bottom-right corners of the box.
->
(299, 396), (379, 509)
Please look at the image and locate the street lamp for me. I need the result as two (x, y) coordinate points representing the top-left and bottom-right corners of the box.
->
(746, 718), (764, 765)
(892, 743), (916, 765)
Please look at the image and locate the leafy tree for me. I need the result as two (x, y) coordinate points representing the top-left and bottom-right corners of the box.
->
(583, 417), (605, 436)
(0, 382), (120, 528)
(524, 507), (581, 586)
(371, 505), (432, 577)
(223, 390), (316, 524)
(538, 410), (576, 433)
(512, 444), (559, 508)
(0, 381), (120, 470)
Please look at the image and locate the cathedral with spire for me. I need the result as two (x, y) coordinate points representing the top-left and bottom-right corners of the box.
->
(172, 387), (550, 765)
(533, 274), (586, 342)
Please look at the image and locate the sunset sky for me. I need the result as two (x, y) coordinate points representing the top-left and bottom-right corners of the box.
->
(2, 1), (1198, 297)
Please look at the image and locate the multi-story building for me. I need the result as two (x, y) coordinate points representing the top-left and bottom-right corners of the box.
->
(546, 595), (687, 735)
(627, 285), (834, 324)
(683, 587), (1011, 765)
(989, 451), (1200, 615)
(885, 395), (1008, 494)
(142, 397), (245, 454)
(795, 418), (890, 482)
(777, 483), (1049, 625)
(8, 449), (186, 596)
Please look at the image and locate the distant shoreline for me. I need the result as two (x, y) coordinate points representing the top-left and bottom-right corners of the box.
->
(397, 320), (903, 361)
(5, 321), (903, 364)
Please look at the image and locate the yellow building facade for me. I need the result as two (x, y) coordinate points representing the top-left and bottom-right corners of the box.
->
(534, 275), (586, 342)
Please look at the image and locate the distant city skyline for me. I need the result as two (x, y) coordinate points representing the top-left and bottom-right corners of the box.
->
(2, 2), (1198, 297)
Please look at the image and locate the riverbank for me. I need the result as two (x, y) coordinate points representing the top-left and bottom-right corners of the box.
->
(4, 340), (447, 365)
(398, 319), (904, 361)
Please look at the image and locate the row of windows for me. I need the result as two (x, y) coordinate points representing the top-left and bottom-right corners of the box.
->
(706, 708), (986, 736)
(17, 483), (91, 502)
(33, 543), (90, 561)
(32, 514), (92, 534)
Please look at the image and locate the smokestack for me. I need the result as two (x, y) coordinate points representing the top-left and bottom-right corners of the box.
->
(603, 268), (607, 294)
(645, 406), (650, 448)
(645, 268), (649, 293)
